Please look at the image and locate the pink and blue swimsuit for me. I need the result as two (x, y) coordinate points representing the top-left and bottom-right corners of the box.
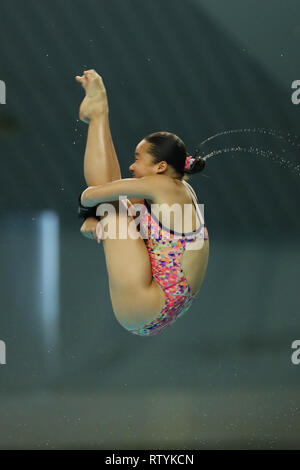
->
(130, 182), (209, 337)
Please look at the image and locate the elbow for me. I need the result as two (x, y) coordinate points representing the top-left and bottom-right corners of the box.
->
(81, 187), (95, 207)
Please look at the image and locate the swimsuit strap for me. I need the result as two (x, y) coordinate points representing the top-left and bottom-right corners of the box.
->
(181, 180), (205, 228)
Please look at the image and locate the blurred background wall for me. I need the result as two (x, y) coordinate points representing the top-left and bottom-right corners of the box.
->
(0, 0), (299, 449)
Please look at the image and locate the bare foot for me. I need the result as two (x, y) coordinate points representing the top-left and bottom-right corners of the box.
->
(75, 69), (109, 123)
(80, 216), (100, 242)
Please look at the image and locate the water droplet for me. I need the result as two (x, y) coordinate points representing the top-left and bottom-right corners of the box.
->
(197, 128), (300, 176)
(198, 127), (300, 149)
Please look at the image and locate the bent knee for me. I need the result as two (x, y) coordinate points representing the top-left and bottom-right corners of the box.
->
(112, 305), (148, 331)
(111, 283), (165, 330)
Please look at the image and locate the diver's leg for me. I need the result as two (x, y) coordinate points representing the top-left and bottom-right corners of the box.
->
(83, 115), (121, 186)
(76, 71), (165, 329)
(100, 201), (166, 330)
(76, 70), (121, 186)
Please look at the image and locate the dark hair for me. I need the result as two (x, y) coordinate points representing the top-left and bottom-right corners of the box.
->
(144, 131), (205, 178)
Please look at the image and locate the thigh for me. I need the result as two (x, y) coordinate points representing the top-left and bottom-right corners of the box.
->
(100, 200), (152, 291)
(99, 200), (166, 325)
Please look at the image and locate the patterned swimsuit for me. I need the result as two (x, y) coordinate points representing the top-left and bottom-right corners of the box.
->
(130, 180), (209, 337)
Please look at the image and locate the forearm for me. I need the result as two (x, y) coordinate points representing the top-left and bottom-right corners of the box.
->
(81, 182), (126, 206)
(81, 176), (156, 207)
(83, 114), (121, 186)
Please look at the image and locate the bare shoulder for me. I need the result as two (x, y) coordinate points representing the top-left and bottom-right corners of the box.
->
(128, 175), (177, 205)
(142, 174), (177, 202)
(141, 174), (171, 185)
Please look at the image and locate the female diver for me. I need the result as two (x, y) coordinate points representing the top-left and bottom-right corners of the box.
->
(76, 70), (209, 337)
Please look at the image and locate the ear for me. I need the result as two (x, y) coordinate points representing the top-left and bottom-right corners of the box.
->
(156, 160), (168, 173)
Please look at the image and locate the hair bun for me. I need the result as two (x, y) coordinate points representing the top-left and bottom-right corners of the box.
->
(184, 155), (206, 174)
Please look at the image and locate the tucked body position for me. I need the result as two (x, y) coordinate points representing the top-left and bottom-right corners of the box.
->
(76, 70), (209, 337)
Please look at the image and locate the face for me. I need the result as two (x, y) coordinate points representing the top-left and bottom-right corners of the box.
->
(129, 140), (158, 178)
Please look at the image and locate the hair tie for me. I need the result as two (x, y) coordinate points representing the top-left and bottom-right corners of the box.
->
(184, 155), (196, 171)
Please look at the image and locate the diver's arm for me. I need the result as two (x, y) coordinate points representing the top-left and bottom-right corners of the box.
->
(80, 175), (164, 207)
